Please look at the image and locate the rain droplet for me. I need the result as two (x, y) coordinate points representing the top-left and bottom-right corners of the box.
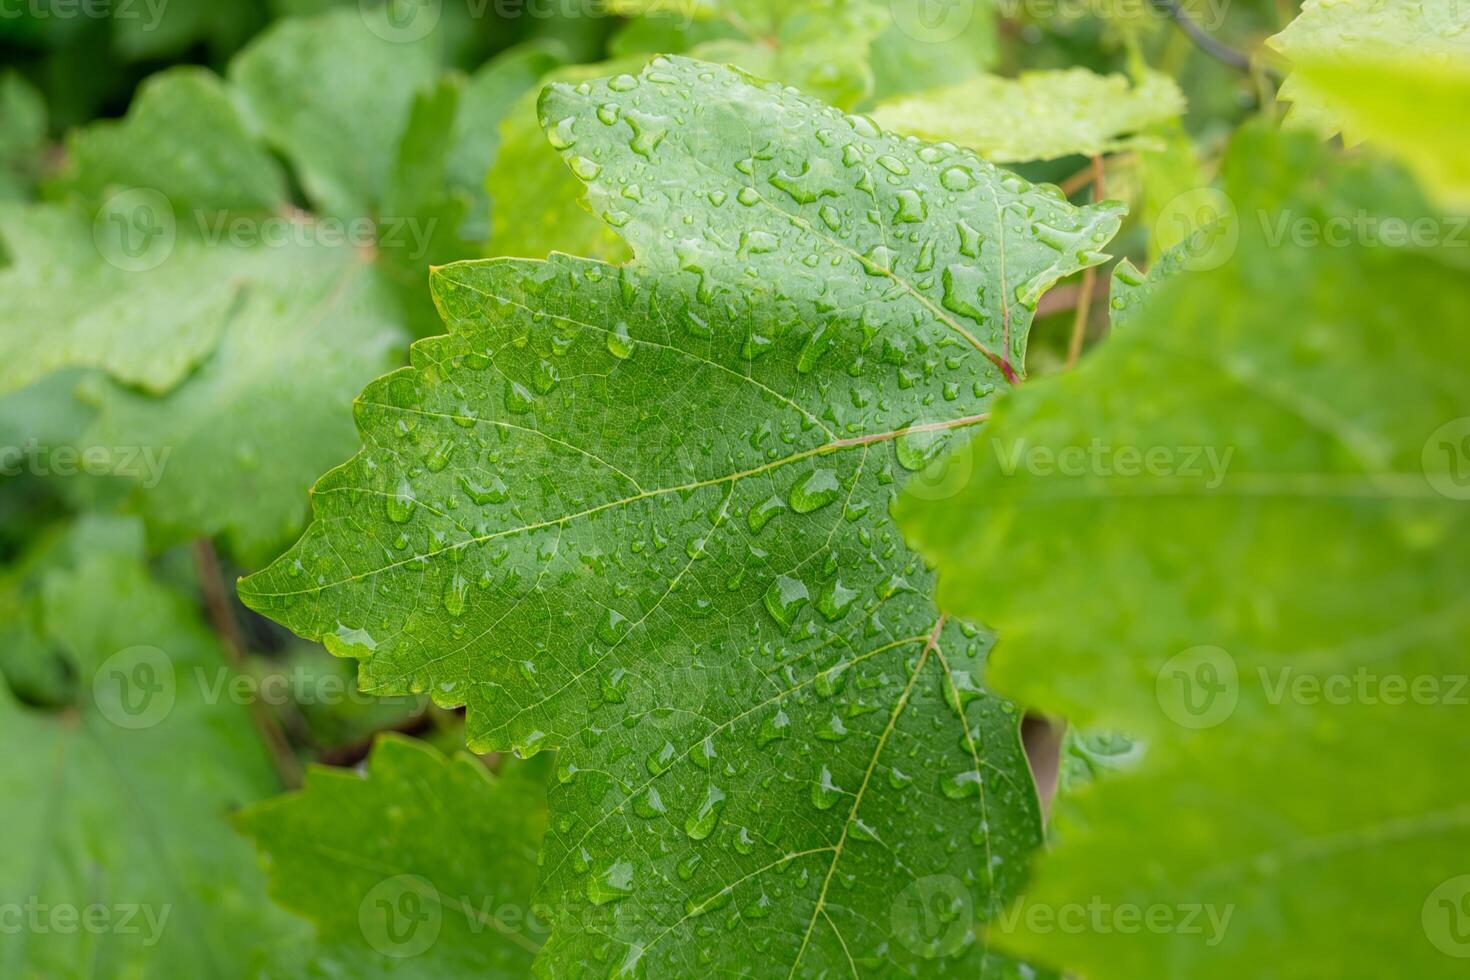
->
(684, 785), (726, 840)
(787, 469), (841, 513)
(763, 574), (809, 631)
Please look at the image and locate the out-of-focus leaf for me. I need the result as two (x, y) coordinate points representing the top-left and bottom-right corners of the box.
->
(58, 69), (288, 215)
(75, 240), (404, 565)
(898, 125), (1470, 979)
(872, 69), (1185, 162)
(1291, 55), (1470, 208)
(238, 736), (547, 977)
(0, 518), (299, 980)
(450, 40), (570, 244)
(868, 0), (998, 100)
(0, 70), (46, 202)
(230, 9), (439, 218)
(1268, 0), (1470, 135)
(0, 202), (303, 396)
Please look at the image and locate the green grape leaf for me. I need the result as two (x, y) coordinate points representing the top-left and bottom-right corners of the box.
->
(0, 9), (538, 563)
(0, 200), (306, 397)
(229, 9), (439, 219)
(0, 518), (297, 979)
(610, 0), (889, 108)
(243, 56), (1124, 976)
(237, 736), (547, 977)
(868, 0), (999, 102)
(450, 40), (570, 244)
(492, 1), (905, 262)
(1106, 221), (1215, 331)
(871, 68), (1185, 162)
(111, 0), (266, 61)
(1268, 0), (1470, 136)
(1105, 257), (1151, 328)
(897, 126), (1470, 978)
(1053, 730), (1141, 805)
(75, 241), (405, 565)
(487, 56), (643, 264)
(57, 68), (288, 215)
(1290, 55), (1470, 208)
(0, 69), (46, 202)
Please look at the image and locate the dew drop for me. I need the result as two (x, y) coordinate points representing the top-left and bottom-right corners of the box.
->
(787, 469), (841, 513)
(684, 785), (726, 840)
(385, 479), (417, 524)
(811, 765), (843, 810)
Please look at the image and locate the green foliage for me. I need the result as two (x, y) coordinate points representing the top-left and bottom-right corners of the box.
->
(487, 0), (998, 261)
(238, 736), (548, 977)
(1269, 0), (1470, 136)
(0, 10), (536, 563)
(0, 518), (295, 979)
(240, 56), (1126, 975)
(0, 71), (47, 202)
(872, 68), (1185, 162)
(898, 126), (1470, 978)
(1290, 56), (1470, 208)
(2, 0), (1465, 977)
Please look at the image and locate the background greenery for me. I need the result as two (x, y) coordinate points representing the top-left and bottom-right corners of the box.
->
(0, 0), (1463, 976)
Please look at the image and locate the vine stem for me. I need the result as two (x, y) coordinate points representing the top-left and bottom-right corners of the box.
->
(1149, 0), (1278, 76)
(193, 539), (304, 789)
(1066, 156), (1106, 369)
